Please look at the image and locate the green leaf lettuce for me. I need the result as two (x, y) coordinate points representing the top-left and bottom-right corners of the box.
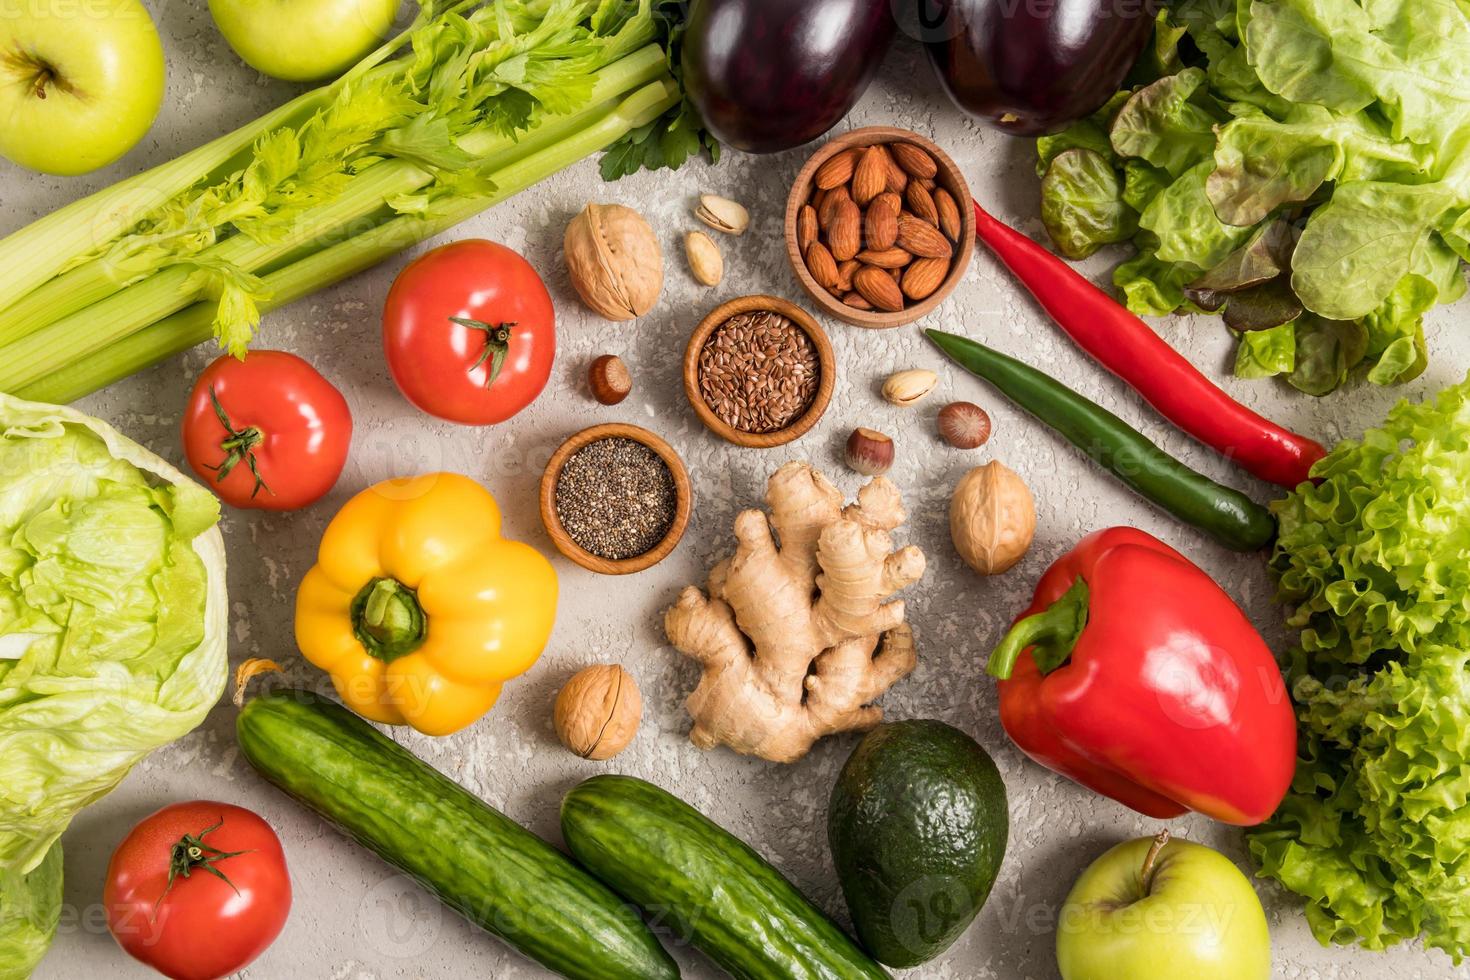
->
(1036, 0), (1470, 394)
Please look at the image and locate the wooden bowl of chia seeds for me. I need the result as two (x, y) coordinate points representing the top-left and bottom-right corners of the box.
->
(682, 294), (836, 448)
(539, 423), (692, 575)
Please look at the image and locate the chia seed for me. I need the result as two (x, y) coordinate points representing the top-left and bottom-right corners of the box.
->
(555, 437), (677, 560)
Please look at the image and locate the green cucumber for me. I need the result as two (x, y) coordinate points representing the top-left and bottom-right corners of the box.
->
(236, 690), (678, 980)
(561, 774), (889, 980)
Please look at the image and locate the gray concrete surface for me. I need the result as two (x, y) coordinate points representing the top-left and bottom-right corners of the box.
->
(7, 4), (1469, 978)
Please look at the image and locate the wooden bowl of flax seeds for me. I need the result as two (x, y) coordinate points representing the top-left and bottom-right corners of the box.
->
(682, 294), (836, 448)
(540, 423), (692, 575)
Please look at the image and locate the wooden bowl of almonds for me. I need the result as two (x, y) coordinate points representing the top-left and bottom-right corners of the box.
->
(683, 294), (837, 448)
(539, 423), (693, 575)
(785, 126), (975, 329)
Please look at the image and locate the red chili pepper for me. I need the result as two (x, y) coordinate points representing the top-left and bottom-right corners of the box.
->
(987, 527), (1296, 826)
(972, 200), (1326, 488)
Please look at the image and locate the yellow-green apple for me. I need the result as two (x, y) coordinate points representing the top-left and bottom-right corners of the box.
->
(208, 0), (400, 82)
(1057, 832), (1271, 980)
(0, 0), (165, 175)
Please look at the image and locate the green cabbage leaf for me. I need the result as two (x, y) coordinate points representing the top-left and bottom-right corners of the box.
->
(0, 394), (226, 973)
(1247, 377), (1470, 961)
(0, 845), (61, 980)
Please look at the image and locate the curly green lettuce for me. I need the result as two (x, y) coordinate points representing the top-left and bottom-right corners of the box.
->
(1247, 377), (1470, 961)
(1037, 1), (1470, 395)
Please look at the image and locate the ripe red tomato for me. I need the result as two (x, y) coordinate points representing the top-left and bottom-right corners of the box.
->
(182, 350), (351, 511)
(104, 801), (291, 980)
(382, 239), (556, 425)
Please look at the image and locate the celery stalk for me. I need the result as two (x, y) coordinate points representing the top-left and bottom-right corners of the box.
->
(14, 78), (681, 405)
(0, 0), (485, 318)
(0, 44), (668, 348)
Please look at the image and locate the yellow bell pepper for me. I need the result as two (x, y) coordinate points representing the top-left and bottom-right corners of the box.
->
(295, 472), (557, 736)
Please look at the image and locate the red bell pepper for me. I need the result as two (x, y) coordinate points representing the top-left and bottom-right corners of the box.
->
(987, 526), (1295, 825)
(972, 199), (1326, 488)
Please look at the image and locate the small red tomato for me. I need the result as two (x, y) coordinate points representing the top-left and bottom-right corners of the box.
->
(382, 239), (556, 425)
(182, 351), (351, 511)
(104, 801), (291, 980)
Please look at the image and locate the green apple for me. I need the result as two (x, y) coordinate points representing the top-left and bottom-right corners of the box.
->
(208, 0), (400, 83)
(1057, 833), (1271, 980)
(0, 0), (165, 176)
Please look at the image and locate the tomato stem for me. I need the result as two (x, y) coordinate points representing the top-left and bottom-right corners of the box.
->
(450, 316), (515, 388)
(205, 386), (274, 499)
(154, 819), (252, 918)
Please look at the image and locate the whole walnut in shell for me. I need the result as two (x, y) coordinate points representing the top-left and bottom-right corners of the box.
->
(950, 461), (1036, 575)
(563, 203), (663, 320)
(554, 664), (642, 760)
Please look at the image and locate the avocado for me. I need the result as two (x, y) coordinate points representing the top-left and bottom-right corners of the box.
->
(828, 719), (1009, 967)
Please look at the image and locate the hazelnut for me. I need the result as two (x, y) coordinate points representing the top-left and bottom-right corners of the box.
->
(881, 369), (938, 407)
(950, 461), (1035, 575)
(938, 401), (991, 449)
(845, 427), (894, 476)
(554, 664), (642, 761)
(588, 354), (631, 405)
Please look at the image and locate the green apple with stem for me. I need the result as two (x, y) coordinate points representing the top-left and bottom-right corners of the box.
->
(1057, 831), (1271, 980)
(0, 0), (165, 176)
(208, 0), (400, 83)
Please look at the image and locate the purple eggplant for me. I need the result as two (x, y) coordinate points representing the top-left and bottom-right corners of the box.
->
(918, 0), (1155, 134)
(682, 0), (897, 154)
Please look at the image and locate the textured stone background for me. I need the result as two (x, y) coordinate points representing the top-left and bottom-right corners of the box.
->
(10, 5), (1468, 978)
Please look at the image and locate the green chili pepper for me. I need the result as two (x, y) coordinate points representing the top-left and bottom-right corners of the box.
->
(926, 328), (1275, 553)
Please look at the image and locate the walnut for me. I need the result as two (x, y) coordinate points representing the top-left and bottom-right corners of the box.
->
(950, 461), (1035, 575)
(554, 664), (642, 760)
(563, 203), (663, 320)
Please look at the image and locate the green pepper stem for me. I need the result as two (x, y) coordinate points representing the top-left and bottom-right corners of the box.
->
(986, 578), (1090, 679)
(351, 577), (427, 662)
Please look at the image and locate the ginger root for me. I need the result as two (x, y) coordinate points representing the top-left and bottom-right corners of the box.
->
(665, 462), (926, 763)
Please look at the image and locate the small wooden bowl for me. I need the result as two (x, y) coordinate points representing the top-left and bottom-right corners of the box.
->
(785, 125), (976, 329)
(539, 423), (692, 575)
(682, 294), (836, 448)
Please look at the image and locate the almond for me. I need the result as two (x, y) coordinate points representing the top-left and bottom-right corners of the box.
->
(897, 214), (952, 259)
(844, 291), (874, 311)
(814, 148), (859, 190)
(888, 266), (903, 284)
(890, 141), (939, 179)
(811, 187), (829, 214)
(805, 241), (839, 290)
(853, 265), (905, 312)
(935, 188), (962, 241)
(864, 194), (900, 252)
(828, 197), (862, 261)
(878, 145), (909, 193)
(906, 182), (939, 226)
(835, 259), (859, 293)
(851, 146), (888, 206)
(855, 246), (913, 269)
(902, 257), (949, 300)
(797, 205), (819, 253)
(819, 186), (851, 231)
